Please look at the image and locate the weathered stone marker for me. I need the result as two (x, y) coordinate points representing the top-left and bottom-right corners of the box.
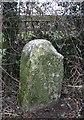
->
(18, 39), (64, 112)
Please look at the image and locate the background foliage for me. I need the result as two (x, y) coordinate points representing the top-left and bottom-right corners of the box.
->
(2, 1), (84, 119)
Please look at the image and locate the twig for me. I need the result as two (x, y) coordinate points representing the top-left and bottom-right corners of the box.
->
(0, 66), (19, 83)
(65, 85), (83, 88)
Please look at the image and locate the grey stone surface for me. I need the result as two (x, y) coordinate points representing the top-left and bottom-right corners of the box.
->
(18, 39), (64, 112)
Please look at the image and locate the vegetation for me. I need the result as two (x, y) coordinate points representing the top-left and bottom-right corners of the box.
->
(2, 1), (84, 119)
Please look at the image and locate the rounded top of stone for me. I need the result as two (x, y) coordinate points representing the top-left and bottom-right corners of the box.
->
(28, 39), (51, 45)
(23, 39), (64, 59)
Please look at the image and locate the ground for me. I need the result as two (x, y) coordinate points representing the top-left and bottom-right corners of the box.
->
(2, 80), (84, 120)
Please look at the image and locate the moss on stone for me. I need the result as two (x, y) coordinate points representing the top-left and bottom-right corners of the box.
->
(18, 39), (64, 112)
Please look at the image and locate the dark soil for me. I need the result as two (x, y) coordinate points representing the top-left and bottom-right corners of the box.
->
(2, 80), (84, 120)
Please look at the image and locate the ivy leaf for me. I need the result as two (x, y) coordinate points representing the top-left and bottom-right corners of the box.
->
(2, 40), (9, 49)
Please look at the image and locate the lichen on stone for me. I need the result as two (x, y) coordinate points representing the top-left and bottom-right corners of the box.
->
(18, 39), (64, 112)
